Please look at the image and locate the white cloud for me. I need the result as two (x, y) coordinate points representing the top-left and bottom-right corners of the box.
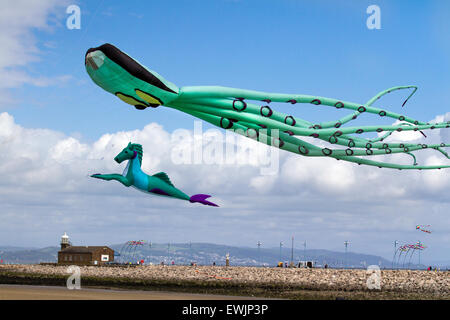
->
(0, 111), (448, 262)
(281, 156), (356, 194)
(386, 112), (450, 144)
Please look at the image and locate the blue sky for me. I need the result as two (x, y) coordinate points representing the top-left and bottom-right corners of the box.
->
(0, 0), (449, 265)
(10, 0), (450, 139)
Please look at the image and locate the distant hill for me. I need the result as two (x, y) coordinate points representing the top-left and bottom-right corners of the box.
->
(0, 246), (58, 264)
(0, 246), (37, 252)
(0, 242), (428, 269)
(109, 242), (394, 268)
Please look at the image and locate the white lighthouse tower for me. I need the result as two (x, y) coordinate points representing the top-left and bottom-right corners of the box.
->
(60, 232), (71, 250)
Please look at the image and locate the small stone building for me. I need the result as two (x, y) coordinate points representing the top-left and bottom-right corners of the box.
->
(57, 232), (114, 266)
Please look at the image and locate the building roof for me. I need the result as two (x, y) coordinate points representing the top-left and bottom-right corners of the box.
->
(59, 246), (113, 254)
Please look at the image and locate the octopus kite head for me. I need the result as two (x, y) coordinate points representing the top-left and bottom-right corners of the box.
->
(85, 43), (179, 110)
(114, 142), (143, 164)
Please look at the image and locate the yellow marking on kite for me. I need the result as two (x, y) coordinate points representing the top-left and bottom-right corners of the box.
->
(116, 92), (146, 106)
(135, 89), (162, 105)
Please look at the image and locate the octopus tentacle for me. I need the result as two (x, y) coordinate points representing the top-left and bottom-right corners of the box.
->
(295, 86), (418, 129)
(169, 105), (326, 156)
(334, 155), (449, 170)
(178, 95), (436, 144)
(313, 111), (361, 129)
(178, 97), (312, 127)
(176, 99), (442, 140)
(436, 147), (449, 158)
(168, 103), (449, 169)
(405, 152), (418, 166)
(175, 89), (449, 169)
(203, 98), (397, 152)
(321, 122), (430, 151)
(173, 100), (448, 157)
(178, 86), (427, 127)
(84, 43), (449, 170)
(365, 86), (418, 108)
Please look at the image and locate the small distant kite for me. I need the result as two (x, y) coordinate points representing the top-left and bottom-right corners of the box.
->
(393, 242), (426, 269)
(118, 240), (147, 263)
(416, 225), (432, 234)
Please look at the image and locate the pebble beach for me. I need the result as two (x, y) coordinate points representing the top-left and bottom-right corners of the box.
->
(1, 264), (449, 299)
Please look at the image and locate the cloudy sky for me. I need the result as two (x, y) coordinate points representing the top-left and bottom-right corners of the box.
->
(0, 0), (449, 264)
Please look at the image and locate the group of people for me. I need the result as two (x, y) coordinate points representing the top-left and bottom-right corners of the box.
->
(277, 262), (288, 268)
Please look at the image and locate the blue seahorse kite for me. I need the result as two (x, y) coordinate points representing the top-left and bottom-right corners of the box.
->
(91, 142), (218, 207)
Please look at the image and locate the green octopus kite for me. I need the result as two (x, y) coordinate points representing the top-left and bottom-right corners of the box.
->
(85, 43), (450, 170)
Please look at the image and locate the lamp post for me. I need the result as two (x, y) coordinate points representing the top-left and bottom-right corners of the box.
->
(167, 243), (170, 264)
(392, 240), (398, 269)
(189, 241), (192, 266)
(149, 241), (152, 264)
(344, 241), (350, 269)
(279, 241), (283, 262)
(303, 240), (307, 262)
(290, 236), (294, 267)
(257, 241), (262, 266)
